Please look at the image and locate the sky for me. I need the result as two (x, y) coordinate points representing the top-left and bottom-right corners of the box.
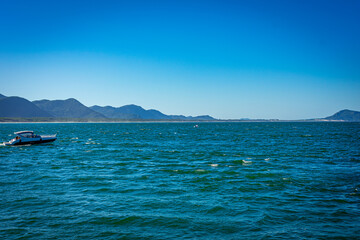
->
(0, 0), (359, 120)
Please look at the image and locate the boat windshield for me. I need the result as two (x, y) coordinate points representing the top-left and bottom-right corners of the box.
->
(18, 133), (35, 138)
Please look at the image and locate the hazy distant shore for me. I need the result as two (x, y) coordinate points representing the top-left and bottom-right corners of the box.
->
(1, 93), (359, 122)
(0, 117), (350, 123)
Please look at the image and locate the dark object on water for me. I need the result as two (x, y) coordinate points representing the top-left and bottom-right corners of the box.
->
(3, 130), (57, 146)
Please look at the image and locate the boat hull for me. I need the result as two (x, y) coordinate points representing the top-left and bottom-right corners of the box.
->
(3, 138), (57, 146)
(13, 138), (56, 145)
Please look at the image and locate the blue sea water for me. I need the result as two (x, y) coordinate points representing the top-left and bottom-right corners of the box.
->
(0, 122), (359, 239)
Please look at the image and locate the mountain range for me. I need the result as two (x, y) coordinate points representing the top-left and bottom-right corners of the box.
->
(0, 96), (52, 118)
(0, 93), (359, 121)
(33, 99), (106, 119)
(0, 93), (215, 121)
(90, 105), (214, 120)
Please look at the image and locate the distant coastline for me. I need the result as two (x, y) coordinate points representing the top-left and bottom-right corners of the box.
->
(0, 117), (355, 123)
(1, 93), (359, 122)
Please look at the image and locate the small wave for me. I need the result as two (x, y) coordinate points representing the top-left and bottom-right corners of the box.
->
(96, 187), (112, 193)
(350, 158), (360, 163)
(300, 134), (312, 137)
(242, 160), (252, 165)
(21, 144), (32, 147)
(87, 216), (141, 226)
(206, 206), (226, 214)
(349, 192), (360, 196)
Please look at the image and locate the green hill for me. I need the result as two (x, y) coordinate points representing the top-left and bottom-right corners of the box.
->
(91, 104), (215, 120)
(0, 96), (53, 118)
(33, 98), (106, 119)
(324, 109), (360, 122)
(90, 104), (169, 119)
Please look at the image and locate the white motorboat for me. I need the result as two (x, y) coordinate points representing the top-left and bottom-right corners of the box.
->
(3, 130), (57, 146)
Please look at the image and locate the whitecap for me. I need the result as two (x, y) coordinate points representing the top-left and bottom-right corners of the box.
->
(210, 164), (219, 167)
(242, 160), (252, 165)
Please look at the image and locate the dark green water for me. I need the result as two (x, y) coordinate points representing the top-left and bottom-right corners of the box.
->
(1, 122), (360, 239)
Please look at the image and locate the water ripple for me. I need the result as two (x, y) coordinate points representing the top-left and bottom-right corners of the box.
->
(1, 122), (360, 239)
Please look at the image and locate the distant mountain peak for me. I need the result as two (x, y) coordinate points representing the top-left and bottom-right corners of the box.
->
(337, 109), (351, 113)
(33, 98), (106, 119)
(90, 104), (215, 120)
(122, 104), (145, 110)
(325, 109), (360, 122)
(0, 96), (53, 118)
(1, 93), (215, 121)
(65, 98), (79, 102)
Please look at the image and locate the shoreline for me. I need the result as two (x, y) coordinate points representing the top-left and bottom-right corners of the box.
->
(0, 120), (351, 123)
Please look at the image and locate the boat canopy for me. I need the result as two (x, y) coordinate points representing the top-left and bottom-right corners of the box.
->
(14, 130), (34, 135)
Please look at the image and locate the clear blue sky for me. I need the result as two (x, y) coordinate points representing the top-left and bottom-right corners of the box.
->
(0, 0), (359, 119)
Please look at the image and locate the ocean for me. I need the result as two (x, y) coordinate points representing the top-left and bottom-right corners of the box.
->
(1, 122), (359, 239)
